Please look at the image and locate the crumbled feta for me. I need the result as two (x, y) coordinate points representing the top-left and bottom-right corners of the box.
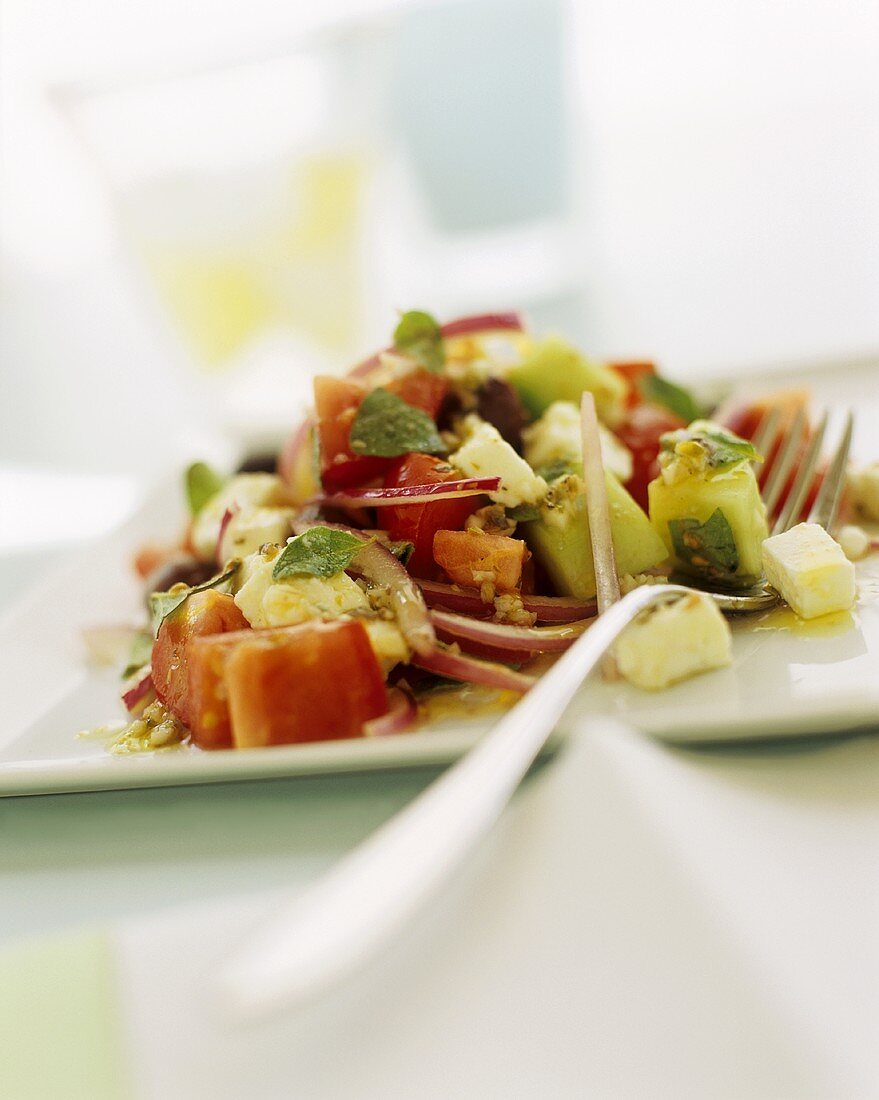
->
(615, 591), (732, 691)
(761, 522), (855, 619)
(191, 474), (290, 560)
(363, 620), (411, 675)
(234, 552), (369, 628)
(218, 506), (296, 564)
(838, 524), (870, 562)
(849, 463), (879, 522)
(522, 401), (632, 481)
(451, 415), (547, 508)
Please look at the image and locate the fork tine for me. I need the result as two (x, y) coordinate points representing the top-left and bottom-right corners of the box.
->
(772, 411), (828, 535)
(750, 405), (781, 474)
(808, 411), (854, 532)
(762, 406), (807, 516)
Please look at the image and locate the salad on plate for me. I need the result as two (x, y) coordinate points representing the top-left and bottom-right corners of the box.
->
(87, 311), (879, 753)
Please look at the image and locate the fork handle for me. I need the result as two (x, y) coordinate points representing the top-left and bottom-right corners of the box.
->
(217, 584), (687, 1016)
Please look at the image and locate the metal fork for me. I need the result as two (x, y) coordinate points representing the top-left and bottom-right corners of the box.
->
(700, 406), (854, 614)
(217, 409), (854, 1015)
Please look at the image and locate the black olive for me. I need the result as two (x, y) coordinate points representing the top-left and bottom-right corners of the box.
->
(235, 451), (279, 474)
(144, 555), (216, 609)
(475, 378), (529, 451)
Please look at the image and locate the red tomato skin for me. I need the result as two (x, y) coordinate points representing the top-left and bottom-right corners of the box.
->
(224, 620), (388, 748)
(385, 369), (449, 419)
(615, 405), (686, 511)
(382, 453), (483, 578)
(152, 590), (250, 729)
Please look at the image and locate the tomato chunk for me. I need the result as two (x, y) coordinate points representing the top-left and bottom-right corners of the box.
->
(433, 530), (528, 593)
(610, 361), (655, 408)
(385, 368), (449, 419)
(382, 453), (484, 578)
(223, 620), (388, 748)
(152, 590), (249, 730)
(615, 404), (686, 511)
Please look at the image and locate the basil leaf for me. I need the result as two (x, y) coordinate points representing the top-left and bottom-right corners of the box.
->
(272, 527), (367, 580)
(639, 373), (702, 424)
(506, 503), (541, 522)
(668, 509), (738, 580)
(121, 631), (153, 680)
(149, 564), (240, 637)
(349, 388), (446, 458)
(185, 462), (226, 516)
(393, 310), (445, 373)
(660, 420), (760, 469)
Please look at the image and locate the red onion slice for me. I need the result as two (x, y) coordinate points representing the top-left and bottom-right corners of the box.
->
(215, 504), (239, 567)
(417, 580), (596, 622)
(580, 393), (620, 614)
(292, 519), (436, 657)
(439, 312), (525, 339)
(121, 668), (156, 715)
(277, 417), (312, 485)
(429, 610), (591, 653)
(412, 647), (534, 694)
(318, 477), (499, 510)
(363, 685), (417, 737)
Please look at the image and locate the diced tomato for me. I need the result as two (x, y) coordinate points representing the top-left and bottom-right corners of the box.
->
(223, 620), (388, 748)
(610, 361), (656, 408)
(152, 590), (249, 730)
(382, 453), (484, 578)
(615, 404), (686, 511)
(386, 368), (450, 419)
(314, 376), (365, 464)
(433, 530), (528, 593)
(187, 632), (242, 749)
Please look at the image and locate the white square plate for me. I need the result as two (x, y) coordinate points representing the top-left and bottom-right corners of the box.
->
(2, 361), (877, 796)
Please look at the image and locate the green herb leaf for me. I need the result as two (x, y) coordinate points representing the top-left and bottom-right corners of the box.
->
(149, 564), (240, 637)
(384, 539), (415, 564)
(349, 387), (446, 458)
(660, 420), (760, 469)
(533, 459), (574, 484)
(393, 309), (445, 373)
(506, 503), (541, 522)
(639, 373), (702, 424)
(185, 462), (226, 516)
(272, 527), (367, 581)
(668, 509), (739, 580)
(121, 631), (153, 680)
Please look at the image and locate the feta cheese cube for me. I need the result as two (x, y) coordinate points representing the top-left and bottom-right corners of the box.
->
(451, 416), (547, 508)
(761, 522), (855, 619)
(233, 552), (369, 628)
(522, 401), (632, 481)
(849, 463), (879, 522)
(191, 474), (290, 560)
(615, 591), (732, 691)
(218, 506), (296, 564)
(838, 524), (870, 562)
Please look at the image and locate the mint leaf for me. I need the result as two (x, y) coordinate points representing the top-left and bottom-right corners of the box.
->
(272, 527), (367, 580)
(668, 509), (739, 580)
(185, 462), (226, 516)
(149, 564), (240, 637)
(349, 388), (446, 458)
(660, 420), (760, 469)
(639, 374), (702, 424)
(121, 631), (153, 680)
(393, 309), (445, 373)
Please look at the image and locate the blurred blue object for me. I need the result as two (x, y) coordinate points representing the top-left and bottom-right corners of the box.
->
(391, 0), (568, 233)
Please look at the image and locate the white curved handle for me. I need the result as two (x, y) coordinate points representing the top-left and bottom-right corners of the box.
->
(216, 584), (686, 1016)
